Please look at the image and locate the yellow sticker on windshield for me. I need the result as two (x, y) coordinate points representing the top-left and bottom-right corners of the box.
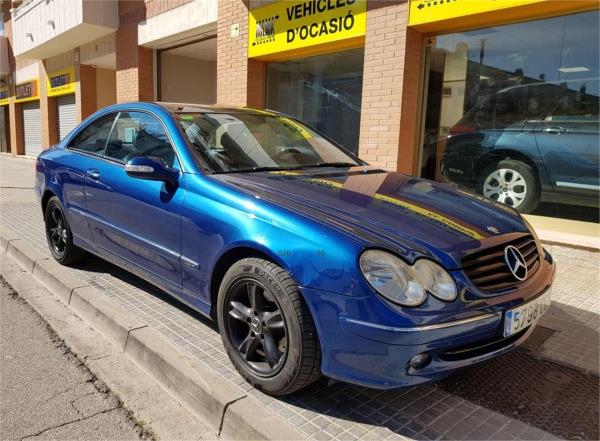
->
(279, 117), (313, 141)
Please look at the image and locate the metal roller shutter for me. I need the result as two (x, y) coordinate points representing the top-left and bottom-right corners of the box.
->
(57, 94), (77, 141)
(23, 101), (42, 157)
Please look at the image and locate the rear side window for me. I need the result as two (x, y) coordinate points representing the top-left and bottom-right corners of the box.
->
(69, 114), (117, 154)
(104, 111), (178, 168)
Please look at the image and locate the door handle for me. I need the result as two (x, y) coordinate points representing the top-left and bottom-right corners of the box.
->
(86, 169), (100, 180)
(543, 126), (567, 134)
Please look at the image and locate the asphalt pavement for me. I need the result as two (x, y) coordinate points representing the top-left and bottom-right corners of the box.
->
(0, 279), (150, 441)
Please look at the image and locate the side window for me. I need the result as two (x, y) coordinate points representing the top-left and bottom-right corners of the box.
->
(69, 114), (117, 154)
(104, 111), (178, 168)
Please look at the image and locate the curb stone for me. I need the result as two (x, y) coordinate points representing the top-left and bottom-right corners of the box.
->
(33, 258), (89, 304)
(70, 286), (147, 350)
(6, 238), (47, 273)
(0, 227), (306, 440)
(0, 225), (19, 253)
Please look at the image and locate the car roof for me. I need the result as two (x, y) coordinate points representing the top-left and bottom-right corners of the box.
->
(154, 102), (281, 116)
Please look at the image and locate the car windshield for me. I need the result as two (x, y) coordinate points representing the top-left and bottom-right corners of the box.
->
(175, 112), (360, 173)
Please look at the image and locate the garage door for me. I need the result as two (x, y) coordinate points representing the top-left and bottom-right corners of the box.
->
(57, 94), (77, 141)
(23, 101), (42, 157)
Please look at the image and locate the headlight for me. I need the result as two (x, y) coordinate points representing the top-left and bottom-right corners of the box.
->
(413, 259), (457, 301)
(359, 250), (457, 306)
(359, 250), (426, 306)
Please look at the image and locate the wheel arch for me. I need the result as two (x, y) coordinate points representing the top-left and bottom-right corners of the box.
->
(208, 244), (294, 320)
(41, 189), (57, 217)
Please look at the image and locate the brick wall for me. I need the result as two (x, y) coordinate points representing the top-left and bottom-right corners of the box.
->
(217, 0), (265, 107)
(116, 0), (154, 103)
(78, 64), (98, 121)
(358, 0), (423, 174)
(39, 61), (57, 148)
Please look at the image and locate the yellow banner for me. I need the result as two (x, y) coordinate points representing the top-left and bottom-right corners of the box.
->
(14, 79), (39, 103)
(47, 66), (76, 98)
(0, 87), (8, 106)
(408, 0), (598, 32)
(248, 0), (367, 61)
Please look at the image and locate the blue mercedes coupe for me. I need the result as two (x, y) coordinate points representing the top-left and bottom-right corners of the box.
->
(35, 102), (555, 395)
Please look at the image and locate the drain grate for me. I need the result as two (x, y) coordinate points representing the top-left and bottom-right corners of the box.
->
(439, 348), (599, 439)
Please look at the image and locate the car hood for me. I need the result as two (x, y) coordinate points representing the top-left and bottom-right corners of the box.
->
(212, 167), (529, 269)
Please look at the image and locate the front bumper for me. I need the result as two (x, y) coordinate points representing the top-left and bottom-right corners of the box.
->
(300, 257), (555, 389)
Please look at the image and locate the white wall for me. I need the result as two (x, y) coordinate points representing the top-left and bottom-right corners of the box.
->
(12, 0), (117, 58)
(160, 53), (216, 104)
(138, 0), (217, 48)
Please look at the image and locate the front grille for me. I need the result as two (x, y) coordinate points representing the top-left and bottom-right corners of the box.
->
(461, 234), (540, 292)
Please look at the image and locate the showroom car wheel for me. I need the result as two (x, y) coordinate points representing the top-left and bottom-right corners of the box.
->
(44, 196), (86, 265)
(217, 258), (321, 395)
(479, 160), (540, 213)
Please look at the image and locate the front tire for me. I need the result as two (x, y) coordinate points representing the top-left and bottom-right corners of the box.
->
(479, 159), (540, 213)
(44, 196), (86, 265)
(217, 258), (321, 395)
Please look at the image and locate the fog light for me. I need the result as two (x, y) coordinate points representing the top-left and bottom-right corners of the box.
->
(408, 353), (431, 371)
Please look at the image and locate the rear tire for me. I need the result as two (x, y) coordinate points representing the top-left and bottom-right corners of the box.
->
(44, 196), (86, 265)
(217, 258), (321, 395)
(479, 159), (540, 213)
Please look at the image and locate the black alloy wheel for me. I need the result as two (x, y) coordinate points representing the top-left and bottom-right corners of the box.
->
(47, 204), (68, 256)
(225, 279), (288, 375)
(217, 258), (322, 395)
(44, 196), (86, 265)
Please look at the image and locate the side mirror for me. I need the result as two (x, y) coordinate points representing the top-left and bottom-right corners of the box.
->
(125, 156), (179, 184)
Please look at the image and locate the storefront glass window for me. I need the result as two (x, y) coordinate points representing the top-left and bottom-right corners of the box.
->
(422, 11), (599, 222)
(266, 48), (364, 154)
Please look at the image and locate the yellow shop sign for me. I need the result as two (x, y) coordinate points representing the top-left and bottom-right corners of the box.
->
(408, 0), (598, 32)
(248, 0), (367, 61)
(0, 87), (9, 106)
(47, 66), (76, 98)
(15, 79), (39, 103)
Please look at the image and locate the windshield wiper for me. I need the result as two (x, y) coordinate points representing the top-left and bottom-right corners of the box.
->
(214, 163), (359, 174)
(215, 165), (306, 174)
(305, 162), (358, 168)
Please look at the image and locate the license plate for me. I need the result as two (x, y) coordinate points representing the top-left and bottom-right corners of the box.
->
(503, 290), (552, 337)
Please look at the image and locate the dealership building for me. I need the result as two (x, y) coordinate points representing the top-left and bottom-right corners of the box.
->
(0, 0), (598, 245)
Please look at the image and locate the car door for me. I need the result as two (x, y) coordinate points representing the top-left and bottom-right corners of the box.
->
(84, 110), (185, 288)
(534, 116), (600, 197)
(61, 113), (119, 248)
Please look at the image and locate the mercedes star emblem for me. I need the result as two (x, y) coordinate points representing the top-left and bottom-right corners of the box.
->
(504, 245), (528, 281)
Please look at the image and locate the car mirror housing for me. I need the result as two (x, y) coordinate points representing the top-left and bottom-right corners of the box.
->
(125, 157), (179, 184)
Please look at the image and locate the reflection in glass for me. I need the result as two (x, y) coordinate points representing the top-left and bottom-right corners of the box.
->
(421, 10), (599, 223)
(266, 48), (364, 154)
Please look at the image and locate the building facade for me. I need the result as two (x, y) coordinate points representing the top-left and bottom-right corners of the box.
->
(0, 0), (598, 241)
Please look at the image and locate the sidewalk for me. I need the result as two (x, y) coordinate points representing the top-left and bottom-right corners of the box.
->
(1, 154), (598, 440)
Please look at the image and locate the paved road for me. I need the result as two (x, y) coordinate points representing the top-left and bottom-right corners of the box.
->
(0, 280), (149, 441)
